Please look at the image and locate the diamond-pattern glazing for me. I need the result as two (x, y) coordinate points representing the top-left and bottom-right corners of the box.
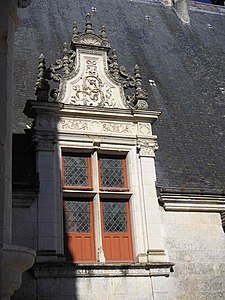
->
(64, 156), (88, 186)
(100, 158), (125, 187)
(102, 201), (127, 232)
(64, 201), (90, 232)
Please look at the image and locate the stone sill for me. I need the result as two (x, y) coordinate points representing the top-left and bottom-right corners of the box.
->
(33, 261), (174, 279)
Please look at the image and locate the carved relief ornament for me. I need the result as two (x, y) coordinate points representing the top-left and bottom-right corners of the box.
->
(58, 118), (136, 136)
(137, 139), (159, 157)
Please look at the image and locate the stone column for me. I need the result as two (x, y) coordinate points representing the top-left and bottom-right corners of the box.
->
(0, 1), (35, 298)
(137, 139), (168, 262)
(128, 147), (148, 262)
(33, 132), (59, 260)
(0, 0), (18, 294)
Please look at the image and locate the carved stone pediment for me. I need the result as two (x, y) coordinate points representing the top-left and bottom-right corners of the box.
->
(59, 50), (127, 108)
(35, 13), (149, 111)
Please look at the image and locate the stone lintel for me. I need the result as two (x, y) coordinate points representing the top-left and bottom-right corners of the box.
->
(32, 261), (174, 279)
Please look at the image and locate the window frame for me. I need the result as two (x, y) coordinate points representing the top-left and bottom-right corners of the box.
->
(62, 152), (92, 190)
(62, 149), (133, 264)
(98, 154), (129, 192)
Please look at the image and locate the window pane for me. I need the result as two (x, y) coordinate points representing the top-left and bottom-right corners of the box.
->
(64, 201), (90, 232)
(100, 157), (125, 188)
(64, 156), (88, 186)
(102, 201), (127, 233)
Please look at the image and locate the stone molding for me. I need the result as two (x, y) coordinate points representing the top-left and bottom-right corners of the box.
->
(12, 190), (38, 208)
(158, 189), (225, 212)
(33, 262), (174, 279)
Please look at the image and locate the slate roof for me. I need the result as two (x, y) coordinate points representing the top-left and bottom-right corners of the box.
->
(13, 0), (225, 190)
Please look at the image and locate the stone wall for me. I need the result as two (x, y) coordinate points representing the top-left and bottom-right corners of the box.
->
(162, 210), (225, 299)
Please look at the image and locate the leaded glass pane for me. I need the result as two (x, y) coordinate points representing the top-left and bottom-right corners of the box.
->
(102, 201), (127, 232)
(64, 156), (88, 186)
(64, 201), (90, 232)
(100, 157), (125, 188)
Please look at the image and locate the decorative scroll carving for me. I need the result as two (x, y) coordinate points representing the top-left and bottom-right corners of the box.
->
(34, 13), (149, 110)
(137, 139), (158, 157)
(58, 119), (136, 135)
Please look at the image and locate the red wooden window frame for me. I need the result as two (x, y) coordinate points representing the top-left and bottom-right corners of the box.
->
(100, 200), (133, 262)
(98, 155), (129, 192)
(64, 199), (96, 263)
(62, 153), (92, 190)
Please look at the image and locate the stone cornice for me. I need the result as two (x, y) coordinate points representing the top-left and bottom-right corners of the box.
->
(33, 262), (174, 279)
(24, 100), (161, 124)
(158, 188), (225, 212)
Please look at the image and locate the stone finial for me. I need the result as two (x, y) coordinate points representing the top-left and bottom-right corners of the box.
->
(72, 22), (79, 43)
(35, 53), (50, 102)
(111, 49), (120, 80)
(85, 13), (94, 33)
(134, 65), (148, 109)
(62, 43), (70, 74)
(101, 26), (107, 39)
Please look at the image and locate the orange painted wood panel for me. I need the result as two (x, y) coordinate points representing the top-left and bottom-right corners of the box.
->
(66, 232), (95, 263)
(103, 233), (133, 262)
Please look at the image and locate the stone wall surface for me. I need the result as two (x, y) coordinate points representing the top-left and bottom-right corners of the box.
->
(162, 210), (225, 300)
(13, 275), (155, 300)
(12, 201), (37, 250)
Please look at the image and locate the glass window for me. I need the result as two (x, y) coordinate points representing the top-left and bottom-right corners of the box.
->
(62, 151), (133, 263)
(62, 153), (92, 189)
(99, 156), (128, 190)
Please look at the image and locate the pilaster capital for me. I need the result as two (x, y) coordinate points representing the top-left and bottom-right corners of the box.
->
(137, 139), (158, 158)
(32, 131), (57, 151)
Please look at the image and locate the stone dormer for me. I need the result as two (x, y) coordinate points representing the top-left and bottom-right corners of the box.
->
(34, 13), (148, 111)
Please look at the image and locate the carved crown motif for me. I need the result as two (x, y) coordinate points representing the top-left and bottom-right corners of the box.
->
(35, 13), (148, 110)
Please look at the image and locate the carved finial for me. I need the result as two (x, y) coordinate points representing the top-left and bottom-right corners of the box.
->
(35, 53), (50, 102)
(134, 64), (148, 110)
(72, 22), (79, 43)
(101, 25), (109, 47)
(111, 49), (119, 79)
(101, 26), (107, 39)
(85, 13), (93, 33)
(62, 42), (70, 74)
